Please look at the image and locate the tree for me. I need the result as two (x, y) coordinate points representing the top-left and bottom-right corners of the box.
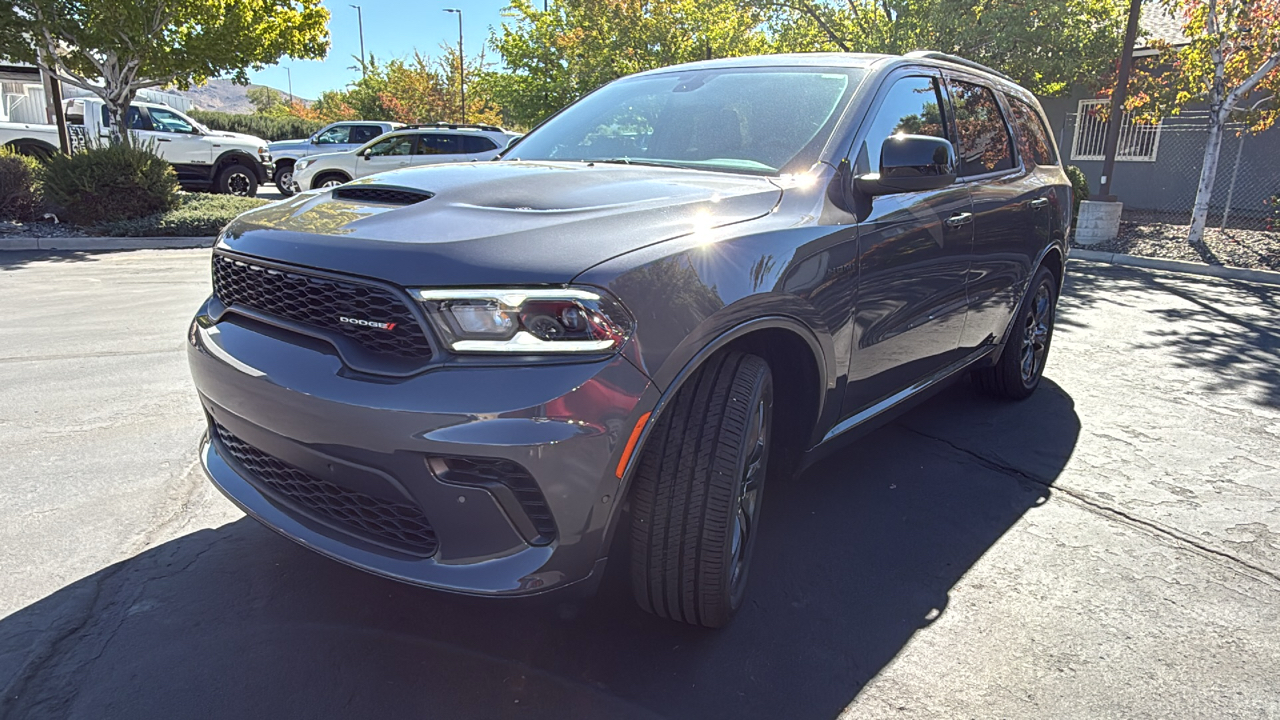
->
(1, 0), (329, 142)
(247, 86), (288, 116)
(487, 0), (770, 128)
(1125, 0), (1280, 247)
(753, 0), (1130, 96)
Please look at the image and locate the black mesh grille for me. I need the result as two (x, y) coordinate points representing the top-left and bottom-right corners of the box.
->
(212, 422), (438, 556)
(332, 186), (434, 205)
(212, 254), (433, 361)
(437, 456), (557, 544)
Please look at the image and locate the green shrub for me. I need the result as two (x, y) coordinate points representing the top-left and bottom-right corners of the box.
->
(189, 110), (325, 142)
(1064, 165), (1089, 221)
(40, 141), (180, 225)
(0, 147), (44, 222)
(94, 193), (269, 237)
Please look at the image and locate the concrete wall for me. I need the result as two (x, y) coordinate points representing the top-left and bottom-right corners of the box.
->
(1039, 90), (1280, 225)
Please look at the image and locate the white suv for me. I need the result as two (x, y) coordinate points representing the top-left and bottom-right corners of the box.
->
(291, 124), (521, 191)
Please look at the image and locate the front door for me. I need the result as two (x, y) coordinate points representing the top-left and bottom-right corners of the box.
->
(356, 134), (415, 179)
(137, 106), (212, 169)
(843, 73), (974, 415)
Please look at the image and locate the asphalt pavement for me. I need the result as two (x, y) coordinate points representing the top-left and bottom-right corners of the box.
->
(0, 250), (1277, 719)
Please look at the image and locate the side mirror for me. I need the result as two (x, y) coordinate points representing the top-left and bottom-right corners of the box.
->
(856, 134), (957, 196)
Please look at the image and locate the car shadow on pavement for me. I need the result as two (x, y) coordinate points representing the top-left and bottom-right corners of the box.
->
(0, 380), (1079, 720)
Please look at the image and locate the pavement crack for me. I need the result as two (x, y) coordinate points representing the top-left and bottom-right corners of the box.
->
(901, 424), (1280, 588)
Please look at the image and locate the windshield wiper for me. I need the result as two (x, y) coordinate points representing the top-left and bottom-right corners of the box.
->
(590, 158), (690, 169)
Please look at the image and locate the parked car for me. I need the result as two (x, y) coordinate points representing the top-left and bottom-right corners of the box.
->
(267, 121), (403, 195)
(0, 98), (272, 196)
(290, 123), (521, 191)
(189, 52), (1070, 627)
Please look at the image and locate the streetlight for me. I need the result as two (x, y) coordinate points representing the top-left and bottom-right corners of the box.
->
(350, 5), (366, 78)
(444, 8), (464, 124)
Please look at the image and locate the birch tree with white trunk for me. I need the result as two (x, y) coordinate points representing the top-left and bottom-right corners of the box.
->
(1, 0), (331, 144)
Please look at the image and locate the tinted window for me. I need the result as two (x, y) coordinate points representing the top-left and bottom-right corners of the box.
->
(315, 125), (351, 144)
(101, 106), (148, 130)
(950, 80), (1015, 175)
(417, 134), (460, 155)
(366, 135), (414, 156)
(148, 107), (197, 134)
(349, 125), (383, 144)
(459, 135), (498, 154)
(857, 76), (947, 173)
(1006, 96), (1057, 166)
(510, 67), (865, 175)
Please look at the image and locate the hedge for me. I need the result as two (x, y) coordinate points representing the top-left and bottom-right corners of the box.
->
(189, 111), (325, 142)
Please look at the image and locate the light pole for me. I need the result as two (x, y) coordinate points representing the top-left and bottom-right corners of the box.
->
(350, 5), (366, 78)
(284, 66), (293, 105)
(444, 8), (464, 123)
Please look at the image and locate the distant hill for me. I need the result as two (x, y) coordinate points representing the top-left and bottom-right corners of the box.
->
(173, 78), (312, 115)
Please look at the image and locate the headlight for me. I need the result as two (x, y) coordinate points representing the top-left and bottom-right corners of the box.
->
(412, 287), (634, 353)
(295, 159), (311, 171)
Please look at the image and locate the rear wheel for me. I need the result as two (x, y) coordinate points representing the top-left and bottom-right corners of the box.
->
(274, 163), (296, 196)
(215, 164), (258, 197)
(972, 265), (1057, 400)
(629, 351), (773, 628)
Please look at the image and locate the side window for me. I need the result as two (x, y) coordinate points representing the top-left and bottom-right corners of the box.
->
(349, 125), (382, 144)
(148, 107), (197, 134)
(459, 135), (498, 154)
(1006, 96), (1058, 166)
(103, 106), (148, 130)
(315, 125), (351, 144)
(856, 76), (948, 173)
(949, 80), (1015, 175)
(417, 134), (461, 155)
(366, 135), (414, 156)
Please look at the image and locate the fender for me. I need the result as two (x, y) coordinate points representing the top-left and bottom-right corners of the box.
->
(214, 149), (266, 180)
(5, 139), (57, 160)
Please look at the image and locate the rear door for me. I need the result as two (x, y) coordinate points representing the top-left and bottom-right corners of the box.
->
(345, 124), (385, 149)
(946, 76), (1040, 351)
(842, 70), (974, 415)
(412, 133), (466, 165)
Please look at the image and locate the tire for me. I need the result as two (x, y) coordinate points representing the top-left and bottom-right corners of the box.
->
(972, 265), (1058, 400)
(215, 164), (258, 197)
(312, 172), (349, 190)
(274, 163), (296, 196)
(629, 351), (773, 628)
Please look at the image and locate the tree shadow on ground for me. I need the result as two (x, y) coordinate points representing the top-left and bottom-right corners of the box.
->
(1061, 260), (1280, 406)
(0, 250), (123, 272)
(0, 381), (1080, 720)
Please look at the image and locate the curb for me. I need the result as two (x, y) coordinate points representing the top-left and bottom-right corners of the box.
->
(0, 236), (216, 252)
(1069, 248), (1280, 287)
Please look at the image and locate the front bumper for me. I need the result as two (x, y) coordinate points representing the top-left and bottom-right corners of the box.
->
(189, 296), (656, 596)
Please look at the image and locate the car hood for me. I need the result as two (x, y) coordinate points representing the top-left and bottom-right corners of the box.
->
(209, 130), (267, 146)
(268, 138), (310, 150)
(219, 161), (784, 286)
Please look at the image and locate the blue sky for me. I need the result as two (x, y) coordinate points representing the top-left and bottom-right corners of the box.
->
(248, 0), (514, 100)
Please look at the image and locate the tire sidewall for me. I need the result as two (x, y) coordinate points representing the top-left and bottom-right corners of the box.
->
(718, 367), (774, 615)
(274, 164), (295, 196)
(1017, 268), (1058, 392)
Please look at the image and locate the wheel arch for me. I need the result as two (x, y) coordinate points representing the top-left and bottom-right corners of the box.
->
(213, 149), (259, 174)
(310, 169), (352, 189)
(5, 139), (57, 160)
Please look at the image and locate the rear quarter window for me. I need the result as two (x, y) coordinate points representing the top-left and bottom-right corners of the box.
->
(460, 136), (499, 154)
(1006, 96), (1058, 166)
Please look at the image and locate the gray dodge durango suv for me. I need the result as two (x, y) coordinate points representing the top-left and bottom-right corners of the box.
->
(189, 51), (1070, 627)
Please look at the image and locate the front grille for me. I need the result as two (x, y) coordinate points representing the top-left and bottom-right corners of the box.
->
(333, 186), (434, 205)
(435, 456), (557, 545)
(212, 254), (433, 361)
(212, 422), (438, 556)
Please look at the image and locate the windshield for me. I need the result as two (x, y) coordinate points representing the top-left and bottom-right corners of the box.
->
(510, 67), (865, 176)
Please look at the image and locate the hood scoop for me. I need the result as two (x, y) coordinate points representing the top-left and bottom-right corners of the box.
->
(332, 185), (435, 206)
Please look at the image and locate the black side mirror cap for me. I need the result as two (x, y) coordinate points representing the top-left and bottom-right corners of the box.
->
(856, 134), (958, 196)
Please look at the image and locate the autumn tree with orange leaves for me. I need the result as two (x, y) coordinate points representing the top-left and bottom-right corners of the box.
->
(1125, 0), (1280, 246)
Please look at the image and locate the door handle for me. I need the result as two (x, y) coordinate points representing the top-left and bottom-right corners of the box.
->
(945, 212), (973, 228)
(156, 137), (171, 142)
(1029, 197), (1049, 210)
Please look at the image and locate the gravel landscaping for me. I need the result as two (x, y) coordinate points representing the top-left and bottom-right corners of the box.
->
(0, 192), (270, 239)
(1073, 220), (1280, 271)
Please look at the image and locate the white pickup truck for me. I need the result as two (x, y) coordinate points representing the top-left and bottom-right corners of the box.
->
(0, 97), (273, 196)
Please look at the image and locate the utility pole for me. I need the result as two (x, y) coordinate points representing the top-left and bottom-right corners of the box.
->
(444, 8), (465, 123)
(350, 5), (367, 77)
(284, 66), (294, 105)
(1094, 0), (1142, 200)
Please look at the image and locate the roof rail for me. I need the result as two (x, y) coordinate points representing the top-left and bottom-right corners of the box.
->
(903, 51), (1014, 82)
(403, 122), (505, 133)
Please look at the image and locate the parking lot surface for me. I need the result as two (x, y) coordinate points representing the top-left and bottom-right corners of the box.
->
(1, 250), (1277, 719)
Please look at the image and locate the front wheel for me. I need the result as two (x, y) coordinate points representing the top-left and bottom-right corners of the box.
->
(215, 164), (258, 197)
(972, 265), (1058, 400)
(274, 164), (296, 196)
(312, 172), (349, 190)
(629, 351), (773, 628)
